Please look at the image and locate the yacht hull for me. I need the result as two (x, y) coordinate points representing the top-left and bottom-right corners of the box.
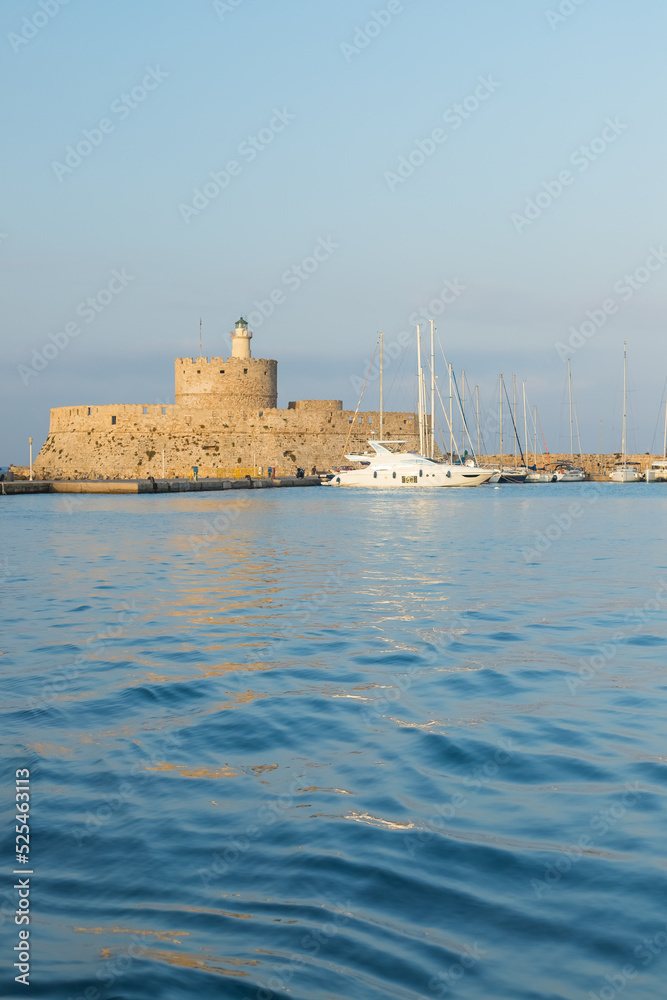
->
(609, 468), (641, 483)
(326, 467), (493, 487)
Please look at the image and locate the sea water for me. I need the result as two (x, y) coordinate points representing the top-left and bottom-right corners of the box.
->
(2, 483), (666, 999)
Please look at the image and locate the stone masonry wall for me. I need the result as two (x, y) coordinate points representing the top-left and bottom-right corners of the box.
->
(174, 356), (277, 410)
(34, 402), (420, 479)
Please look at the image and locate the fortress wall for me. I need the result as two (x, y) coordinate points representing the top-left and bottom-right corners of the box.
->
(48, 403), (176, 433)
(174, 356), (278, 409)
(288, 400), (343, 411)
(34, 404), (419, 480)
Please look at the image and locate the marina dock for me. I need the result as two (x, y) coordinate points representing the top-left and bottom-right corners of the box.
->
(1, 475), (321, 496)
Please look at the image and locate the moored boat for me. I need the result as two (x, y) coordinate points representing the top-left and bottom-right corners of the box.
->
(325, 441), (493, 487)
(645, 460), (667, 482)
(553, 462), (586, 482)
(610, 462), (641, 483)
(609, 343), (641, 483)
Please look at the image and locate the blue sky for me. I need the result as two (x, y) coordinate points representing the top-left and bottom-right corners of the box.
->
(3, 0), (667, 462)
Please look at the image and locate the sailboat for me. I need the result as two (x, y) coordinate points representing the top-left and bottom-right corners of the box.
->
(494, 374), (527, 483)
(609, 342), (641, 482)
(553, 359), (586, 481)
(326, 324), (493, 487)
(525, 392), (556, 481)
(645, 390), (667, 481)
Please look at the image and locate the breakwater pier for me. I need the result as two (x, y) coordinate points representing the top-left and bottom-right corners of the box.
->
(1, 475), (320, 496)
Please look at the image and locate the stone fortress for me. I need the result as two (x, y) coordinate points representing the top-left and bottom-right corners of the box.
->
(34, 318), (420, 480)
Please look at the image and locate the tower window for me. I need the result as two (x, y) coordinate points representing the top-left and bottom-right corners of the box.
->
(111, 416), (116, 425)
(244, 368), (248, 374)
(220, 369), (225, 374)
(87, 407), (91, 415)
(197, 369), (201, 374)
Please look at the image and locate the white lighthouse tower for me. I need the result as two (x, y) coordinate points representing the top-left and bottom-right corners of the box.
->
(230, 317), (252, 359)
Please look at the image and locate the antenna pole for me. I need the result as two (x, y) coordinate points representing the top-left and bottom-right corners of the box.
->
(199, 317), (203, 358)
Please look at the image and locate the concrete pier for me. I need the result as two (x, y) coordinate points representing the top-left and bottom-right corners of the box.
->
(1, 476), (321, 496)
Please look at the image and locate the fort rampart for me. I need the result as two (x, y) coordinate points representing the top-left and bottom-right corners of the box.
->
(33, 319), (421, 480)
(35, 400), (418, 479)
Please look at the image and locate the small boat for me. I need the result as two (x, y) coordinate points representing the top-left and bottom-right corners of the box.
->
(646, 399), (667, 481)
(609, 343), (641, 483)
(553, 462), (586, 482)
(497, 467), (528, 483)
(554, 361), (586, 481)
(610, 462), (641, 483)
(526, 469), (557, 483)
(324, 441), (493, 487)
(645, 460), (667, 482)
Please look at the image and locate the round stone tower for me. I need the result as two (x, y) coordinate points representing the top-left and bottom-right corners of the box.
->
(174, 316), (277, 410)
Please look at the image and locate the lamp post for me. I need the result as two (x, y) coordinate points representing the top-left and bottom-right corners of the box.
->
(29, 438), (33, 481)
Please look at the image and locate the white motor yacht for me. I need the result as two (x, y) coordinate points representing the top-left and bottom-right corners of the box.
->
(645, 460), (667, 482)
(325, 442), (493, 488)
(610, 462), (641, 483)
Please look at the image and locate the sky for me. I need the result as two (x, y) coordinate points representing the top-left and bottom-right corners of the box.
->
(3, 0), (667, 463)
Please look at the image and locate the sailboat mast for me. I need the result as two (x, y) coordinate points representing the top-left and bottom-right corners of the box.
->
(199, 317), (203, 358)
(379, 331), (384, 442)
(476, 386), (480, 459)
(534, 405), (538, 462)
(523, 381), (528, 467)
(448, 363), (453, 460)
(663, 395), (667, 460)
(461, 370), (466, 453)
(622, 341), (627, 461)
(499, 374), (504, 471)
(429, 319), (435, 458)
(513, 374), (517, 464)
(416, 325), (424, 454)
(568, 358), (574, 461)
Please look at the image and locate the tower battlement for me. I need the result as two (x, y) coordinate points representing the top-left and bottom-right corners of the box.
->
(174, 355), (277, 410)
(174, 319), (277, 409)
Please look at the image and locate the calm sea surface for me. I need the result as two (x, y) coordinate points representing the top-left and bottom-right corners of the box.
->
(2, 484), (667, 1000)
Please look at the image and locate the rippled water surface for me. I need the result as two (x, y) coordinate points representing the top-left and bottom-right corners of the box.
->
(2, 484), (667, 999)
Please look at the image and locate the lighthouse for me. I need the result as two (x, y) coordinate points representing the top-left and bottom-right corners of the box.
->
(230, 317), (252, 359)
